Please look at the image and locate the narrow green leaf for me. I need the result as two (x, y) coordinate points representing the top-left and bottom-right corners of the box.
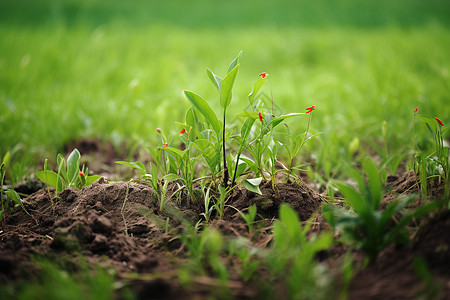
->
(184, 90), (221, 135)
(206, 68), (222, 92)
(220, 64), (240, 109)
(115, 161), (148, 175)
(335, 182), (366, 215)
(236, 111), (259, 119)
(150, 162), (159, 186)
(6, 189), (31, 216)
(227, 50), (243, 74)
(279, 204), (302, 240)
(67, 148), (81, 185)
(163, 173), (181, 182)
(241, 118), (256, 141)
(248, 77), (266, 107)
(362, 158), (382, 209)
(163, 146), (185, 161)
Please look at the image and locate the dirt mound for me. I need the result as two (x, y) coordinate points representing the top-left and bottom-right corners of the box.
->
(349, 210), (450, 299)
(225, 181), (324, 222)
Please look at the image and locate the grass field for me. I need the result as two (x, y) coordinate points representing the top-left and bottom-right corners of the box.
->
(1, 0), (449, 183)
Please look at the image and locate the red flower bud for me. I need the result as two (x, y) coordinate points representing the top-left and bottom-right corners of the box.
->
(1, 162), (5, 166)
(435, 117), (444, 126)
(413, 107), (418, 115)
(306, 105), (316, 114)
(179, 128), (186, 134)
(162, 143), (169, 147)
(258, 112), (264, 122)
(259, 72), (269, 78)
(156, 128), (162, 133)
(79, 172), (85, 177)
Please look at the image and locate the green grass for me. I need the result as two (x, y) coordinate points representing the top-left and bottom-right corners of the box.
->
(1, 0), (449, 182)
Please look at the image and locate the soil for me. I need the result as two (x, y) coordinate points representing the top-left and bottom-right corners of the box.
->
(1, 147), (449, 299)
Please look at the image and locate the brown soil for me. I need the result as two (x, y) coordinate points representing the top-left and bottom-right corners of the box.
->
(1, 159), (449, 299)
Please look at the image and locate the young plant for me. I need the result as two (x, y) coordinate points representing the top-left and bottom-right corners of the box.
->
(36, 148), (101, 195)
(228, 238), (260, 282)
(322, 157), (440, 265)
(185, 51), (242, 188)
(200, 182), (215, 223)
(266, 204), (333, 299)
(239, 204), (257, 233)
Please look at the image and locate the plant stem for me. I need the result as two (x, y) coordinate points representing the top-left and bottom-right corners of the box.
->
(231, 150), (242, 187)
(288, 111), (312, 179)
(223, 109), (228, 188)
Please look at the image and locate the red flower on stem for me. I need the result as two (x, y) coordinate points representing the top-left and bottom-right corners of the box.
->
(305, 105), (316, 114)
(179, 128), (186, 134)
(259, 72), (269, 78)
(413, 107), (418, 115)
(162, 143), (169, 147)
(156, 128), (162, 134)
(79, 172), (85, 177)
(435, 117), (444, 126)
(1, 162), (5, 166)
(258, 112), (264, 122)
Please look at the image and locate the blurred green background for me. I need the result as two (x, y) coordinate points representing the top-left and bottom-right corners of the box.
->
(1, 0), (449, 183)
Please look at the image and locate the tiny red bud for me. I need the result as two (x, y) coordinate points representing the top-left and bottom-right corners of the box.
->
(258, 112), (264, 122)
(413, 107), (418, 114)
(435, 117), (444, 126)
(305, 105), (316, 114)
(1, 162), (5, 166)
(79, 172), (85, 177)
(179, 128), (186, 134)
(156, 128), (162, 133)
(259, 72), (269, 78)
(162, 143), (168, 147)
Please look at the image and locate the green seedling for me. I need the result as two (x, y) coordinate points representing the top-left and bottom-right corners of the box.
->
(239, 204), (257, 233)
(181, 224), (229, 282)
(323, 157), (440, 265)
(200, 182), (215, 223)
(267, 204), (333, 299)
(278, 106), (321, 181)
(214, 184), (235, 220)
(228, 238), (260, 282)
(36, 148), (101, 195)
(185, 51), (242, 188)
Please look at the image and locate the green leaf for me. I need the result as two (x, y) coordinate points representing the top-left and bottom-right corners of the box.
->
(115, 161), (148, 175)
(362, 158), (382, 209)
(239, 156), (259, 174)
(242, 177), (263, 195)
(85, 175), (101, 186)
(278, 204), (302, 242)
(220, 64), (240, 109)
(236, 111), (259, 119)
(227, 50), (242, 74)
(36, 170), (59, 188)
(185, 106), (203, 131)
(150, 162), (159, 187)
(6, 189), (31, 217)
(248, 77), (266, 108)
(184, 90), (221, 135)
(335, 182), (366, 215)
(163, 173), (181, 182)
(163, 146), (185, 161)
(67, 148), (81, 186)
(195, 139), (220, 172)
(241, 118), (256, 140)
(206, 68), (222, 92)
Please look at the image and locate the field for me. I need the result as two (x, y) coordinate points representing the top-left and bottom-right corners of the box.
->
(1, 0), (450, 299)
